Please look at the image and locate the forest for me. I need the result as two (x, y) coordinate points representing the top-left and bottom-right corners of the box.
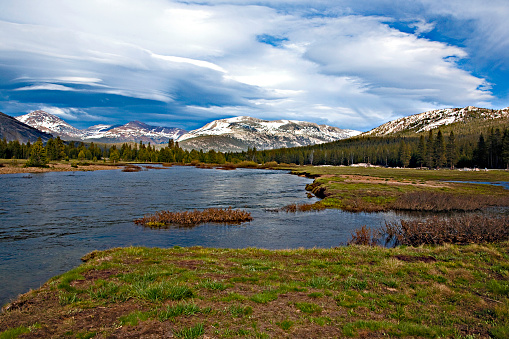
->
(1, 126), (509, 169)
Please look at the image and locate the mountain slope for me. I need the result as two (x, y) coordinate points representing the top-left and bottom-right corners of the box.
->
(86, 121), (186, 144)
(363, 106), (509, 137)
(177, 116), (360, 152)
(16, 111), (187, 144)
(16, 110), (83, 140)
(0, 111), (53, 143)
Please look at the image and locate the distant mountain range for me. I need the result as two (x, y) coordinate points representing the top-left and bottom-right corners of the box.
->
(363, 106), (509, 137)
(177, 116), (361, 152)
(16, 110), (186, 144)
(0, 111), (52, 143)
(12, 110), (360, 151)
(5, 106), (508, 151)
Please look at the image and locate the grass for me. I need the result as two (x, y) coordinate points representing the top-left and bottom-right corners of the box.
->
(1, 244), (509, 338)
(134, 207), (253, 227)
(289, 166), (509, 212)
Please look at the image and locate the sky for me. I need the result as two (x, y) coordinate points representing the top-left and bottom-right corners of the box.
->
(1, 0), (508, 132)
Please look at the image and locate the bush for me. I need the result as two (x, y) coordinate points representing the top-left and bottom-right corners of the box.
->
(382, 215), (509, 246)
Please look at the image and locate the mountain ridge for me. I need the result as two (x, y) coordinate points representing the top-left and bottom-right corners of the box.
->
(14, 111), (360, 151)
(363, 106), (509, 137)
(15, 111), (187, 145)
(0, 111), (53, 143)
(177, 116), (361, 152)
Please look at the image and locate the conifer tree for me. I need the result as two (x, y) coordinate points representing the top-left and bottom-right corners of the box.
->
(434, 130), (446, 168)
(425, 130), (434, 168)
(416, 135), (426, 168)
(446, 131), (457, 169)
(26, 138), (48, 167)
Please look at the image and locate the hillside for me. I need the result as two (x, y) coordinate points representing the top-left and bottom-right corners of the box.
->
(0, 111), (53, 143)
(178, 116), (360, 152)
(16, 111), (187, 144)
(364, 106), (509, 137)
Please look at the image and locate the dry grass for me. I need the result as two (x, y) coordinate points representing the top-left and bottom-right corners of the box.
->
(122, 165), (143, 172)
(134, 207), (253, 227)
(279, 203), (326, 213)
(383, 214), (509, 246)
(391, 191), (508, 212)
(347, 225), (379, 246)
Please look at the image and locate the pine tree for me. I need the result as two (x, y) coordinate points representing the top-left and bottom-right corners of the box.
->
(474, 134), (488, 168)
(26, 138), (48, 167)
(502, 130), (509, 169)
(434, 130), (446, 168)
(446, 131), (457, 169)
(425, 130), (434, 168)
(416, 135), (426, 168)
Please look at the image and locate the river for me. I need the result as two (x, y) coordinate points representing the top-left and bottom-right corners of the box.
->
(1, 166), (409, 306)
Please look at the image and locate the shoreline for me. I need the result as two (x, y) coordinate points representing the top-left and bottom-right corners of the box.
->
(0, 163), (121, 175)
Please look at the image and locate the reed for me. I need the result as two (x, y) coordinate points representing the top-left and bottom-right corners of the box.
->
(134, 207), (253, 227)
(122, 165), (142, 172)
(390, 192), (505, 212)
(347, 225), (379, 246)
(279, 203), (326, 213)
(382, 214), (509, 246)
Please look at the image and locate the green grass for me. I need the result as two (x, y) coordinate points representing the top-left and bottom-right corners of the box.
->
(174, 323), (204, 339)
(290, 166), (509, 212)
(1, 244), (508, 338)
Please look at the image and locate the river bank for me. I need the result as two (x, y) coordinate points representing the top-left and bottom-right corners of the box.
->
(287, 166), (509, 212)
(0, 161), (120, 175)
(1, 243), (508, 338)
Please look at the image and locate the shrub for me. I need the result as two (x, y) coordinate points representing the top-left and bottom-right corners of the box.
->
(382, 215), (509, 246)
(134, 207), (253, 227)
(348, 225), (379, 246)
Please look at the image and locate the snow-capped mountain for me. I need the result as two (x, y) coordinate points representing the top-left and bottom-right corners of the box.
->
(177, 116), (361, 152)
(16, 110), (83, 140)
(92, 121), (186, 144)
(0, 111), (53, 143)
(363, 106), (509, 136)
(16, 111), (187, 144)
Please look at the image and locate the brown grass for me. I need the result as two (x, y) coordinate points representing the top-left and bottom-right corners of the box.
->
(383, 214), (509, 246)
(390, 191), (507, 212)
(122, 165), (143, 172)
(347, 225), (379, 246)
(279, 203), (326, 213)
(134, 207), (253, 227)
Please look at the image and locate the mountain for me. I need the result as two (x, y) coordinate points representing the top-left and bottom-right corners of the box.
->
(0, 111), (53, 143)
(16, 111), (187, 144)
(16, 110), (83, 139)
(83, 121), (186, 144)
(177, 116), (361, 152)
(363, 106), (509, 137)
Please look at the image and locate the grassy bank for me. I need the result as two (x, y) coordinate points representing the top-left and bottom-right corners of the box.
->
(288, 166), (509, 212)
(1, 244), (508, 338)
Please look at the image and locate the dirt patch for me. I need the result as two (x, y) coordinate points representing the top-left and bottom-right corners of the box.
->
(175, 260), (205, 270)
(341, 175), (448, 188)
(394, 255), (437, 263)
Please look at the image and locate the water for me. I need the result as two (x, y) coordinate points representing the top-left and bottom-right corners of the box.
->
(1, 166), (407, 306)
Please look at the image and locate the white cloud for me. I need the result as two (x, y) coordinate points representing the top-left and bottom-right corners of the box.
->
(0, 0), (501, 130)
(39, 106), (104, 121)
(15, 84), (75, 91)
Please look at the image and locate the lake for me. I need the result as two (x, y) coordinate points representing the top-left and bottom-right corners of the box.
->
(1, 165), (409, 306)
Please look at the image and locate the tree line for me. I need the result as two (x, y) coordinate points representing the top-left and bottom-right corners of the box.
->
(2, 126), (509, 169)
(249, 127), (509, 169)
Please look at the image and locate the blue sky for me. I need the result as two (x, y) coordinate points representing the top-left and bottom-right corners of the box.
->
(1, 0), (508, 131)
